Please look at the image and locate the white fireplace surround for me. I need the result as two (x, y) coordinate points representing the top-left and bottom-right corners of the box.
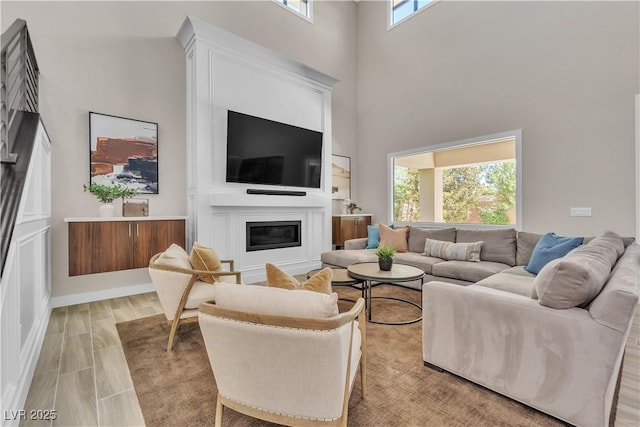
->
(177, 17), (338, 283)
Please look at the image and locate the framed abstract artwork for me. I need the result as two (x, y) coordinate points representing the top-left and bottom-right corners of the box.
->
(89, 112), (159, 194)
(331, 154), (351, 200)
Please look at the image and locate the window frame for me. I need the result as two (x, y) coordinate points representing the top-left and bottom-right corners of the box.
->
(271, 0), (313, 23)
(387, 129), (523, 229)
(388, 0), (440, 30)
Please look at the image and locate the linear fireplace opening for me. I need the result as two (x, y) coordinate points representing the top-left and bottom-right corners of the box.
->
(246, 220), (302, 252)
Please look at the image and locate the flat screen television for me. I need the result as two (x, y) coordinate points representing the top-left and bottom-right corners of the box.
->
(226, 110), (323, 189)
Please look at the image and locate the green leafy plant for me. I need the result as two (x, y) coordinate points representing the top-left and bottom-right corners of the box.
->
(374, 244), (396, 260)
(347, 201), (361, 214)
(84, 183), (138, 204)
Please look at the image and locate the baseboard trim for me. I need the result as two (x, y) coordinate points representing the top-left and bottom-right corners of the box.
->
(51, 283), (155, 308)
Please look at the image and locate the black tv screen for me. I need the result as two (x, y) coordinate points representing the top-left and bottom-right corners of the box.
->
(226, 111), (323, 189)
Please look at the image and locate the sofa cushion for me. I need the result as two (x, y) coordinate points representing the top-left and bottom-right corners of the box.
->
(524, 233), (584, 274)
(394, 252), (445, 275)
(213, 282), (339, 318)
(456, 228), (516, 266)
(499, 266), (536, 278)
(189, 242), (223, 283)
(379, 223), (408, 252)
(321, 249), (378, 268)
(533, 231), (624, 308)
(584, 235), (635, 247)
(407, 226), (456, 253)
(266, 263), (332, 294)
(431, 260), (510, 283)
(423, 239), (483, 262)
(589, 245), (640, 332)
(516, 231), (543, 266)
(474, 272), (535, 297)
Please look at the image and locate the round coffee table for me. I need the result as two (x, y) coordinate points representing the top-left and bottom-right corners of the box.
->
(307, 267), (365, 302)
(347, 262), (424, 325)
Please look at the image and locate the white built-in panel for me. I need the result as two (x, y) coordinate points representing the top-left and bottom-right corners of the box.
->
(210, 213), (232, 260)
(1, 118), (52, 423)
(310, 212), (325, 261)
(213, 54), (323, 131)
(19, 235), (37, 348)
(177, 17), (336, 280)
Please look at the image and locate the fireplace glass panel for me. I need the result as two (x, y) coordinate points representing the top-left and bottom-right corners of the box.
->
(246, 221), (302, 252)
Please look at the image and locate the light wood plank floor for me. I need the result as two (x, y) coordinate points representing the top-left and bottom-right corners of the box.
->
(21, 293), (640, 427)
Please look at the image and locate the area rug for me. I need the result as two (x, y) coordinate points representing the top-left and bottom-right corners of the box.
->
(117, 285), (562, 427)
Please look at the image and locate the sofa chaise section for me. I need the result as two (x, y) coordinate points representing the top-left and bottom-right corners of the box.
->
(422, 242), (640, 426)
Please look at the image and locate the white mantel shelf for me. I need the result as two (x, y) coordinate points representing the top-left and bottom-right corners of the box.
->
(333, 214), (373, 217)
(209, 192), (329, 208)
(64, 216), (187, 223)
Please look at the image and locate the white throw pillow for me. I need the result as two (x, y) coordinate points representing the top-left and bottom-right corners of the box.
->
(213, 282), (339, 318)
(155, 244), (192, 270)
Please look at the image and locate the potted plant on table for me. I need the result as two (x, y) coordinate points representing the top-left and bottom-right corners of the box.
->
(84, 183), (138, 217)
(375, 244), (396, 271)
(346, 201), (361, 215)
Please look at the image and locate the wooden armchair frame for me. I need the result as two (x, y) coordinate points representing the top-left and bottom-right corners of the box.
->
(199, 298), (367, 427)
(149, 253), (242, 351)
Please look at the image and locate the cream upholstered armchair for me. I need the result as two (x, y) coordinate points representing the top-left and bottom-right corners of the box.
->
(198, 282), (366, 427)
(148, 243), (242, 351)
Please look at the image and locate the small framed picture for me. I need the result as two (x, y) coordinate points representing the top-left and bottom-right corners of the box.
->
(331, 154), (351, 200)
(89, 112), (158, 194)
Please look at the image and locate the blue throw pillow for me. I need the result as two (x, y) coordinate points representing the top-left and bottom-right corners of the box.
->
(366, 225), (380, 249)
(525, 232), (584, 274)
(365, 224), (394, 249)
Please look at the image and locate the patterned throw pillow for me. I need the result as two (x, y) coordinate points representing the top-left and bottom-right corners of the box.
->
(379, 223), (409, 253)
(423, 238), (483, 262)
(266, 263), (333, 294)
(189, 242), (223, 283)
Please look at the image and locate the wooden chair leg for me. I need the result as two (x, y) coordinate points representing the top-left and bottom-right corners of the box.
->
(166, 317), (180, 352)
(360, 358), (366, 399)
(215, 396), (224, 427)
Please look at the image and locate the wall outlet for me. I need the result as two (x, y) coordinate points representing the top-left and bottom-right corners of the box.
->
(570, 207), (592, 217)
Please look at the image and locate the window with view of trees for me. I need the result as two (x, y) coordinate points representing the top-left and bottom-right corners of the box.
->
(391, 0), (437, 26)
(392, 136), (519, 226)
(273, 0), (311, 20)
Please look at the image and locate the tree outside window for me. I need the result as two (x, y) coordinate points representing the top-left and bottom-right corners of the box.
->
(392, 138), (517, 225)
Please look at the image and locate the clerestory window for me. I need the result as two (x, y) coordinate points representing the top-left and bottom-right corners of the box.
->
(273, 0), (312, 22)
(390, 0), (438, 27)
(390, 131), (521, 227)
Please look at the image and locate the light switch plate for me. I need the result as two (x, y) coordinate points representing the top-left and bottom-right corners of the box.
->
(570, 207), (592, 217)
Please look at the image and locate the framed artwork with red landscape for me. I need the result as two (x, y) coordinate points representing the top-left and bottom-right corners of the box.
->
(89, 112), (159, 194)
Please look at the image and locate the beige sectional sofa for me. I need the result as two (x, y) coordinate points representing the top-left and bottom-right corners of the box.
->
(320, 227), (639, 426)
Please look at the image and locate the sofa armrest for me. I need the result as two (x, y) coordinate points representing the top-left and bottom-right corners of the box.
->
(422, 281), (626, 427)
(344, 238), (367, 250)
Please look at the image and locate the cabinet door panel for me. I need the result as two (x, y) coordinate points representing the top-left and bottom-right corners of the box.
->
(133, 220), (186, 268)
(356, 216), (372, 238)
(340, 217), (358, 243)
(69, 222), (132, 276)
(331, 217), (341, 246)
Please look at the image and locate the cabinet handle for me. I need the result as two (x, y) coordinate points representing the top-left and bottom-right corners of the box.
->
(128, 224), (132, 237)
(136, 224), (139, 237)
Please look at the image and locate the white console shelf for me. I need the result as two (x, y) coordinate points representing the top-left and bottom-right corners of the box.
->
(64, 216), (187, 222)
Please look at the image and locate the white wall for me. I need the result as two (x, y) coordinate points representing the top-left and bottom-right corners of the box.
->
(356, 0), (640, 236)
(1, 1), (358, 299)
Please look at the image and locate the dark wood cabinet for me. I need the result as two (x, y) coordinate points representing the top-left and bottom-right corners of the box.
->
(68, 218), (185, 276)
(332, 215), (372, 248)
